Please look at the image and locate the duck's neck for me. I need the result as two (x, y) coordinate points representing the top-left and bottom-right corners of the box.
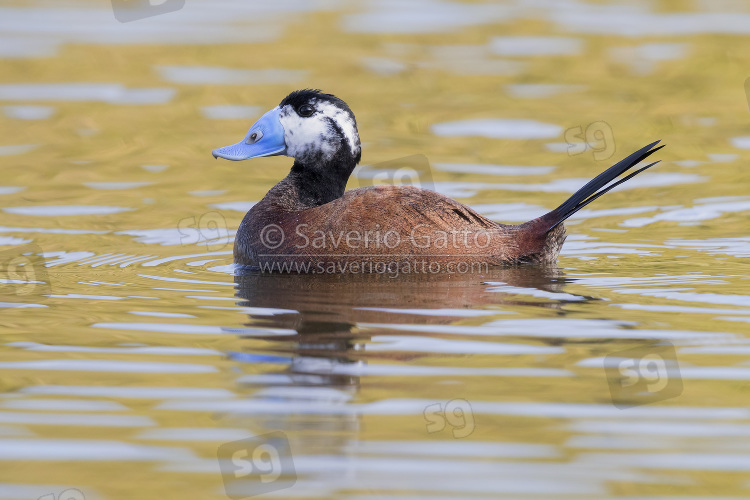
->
(265, 155), (357, 211)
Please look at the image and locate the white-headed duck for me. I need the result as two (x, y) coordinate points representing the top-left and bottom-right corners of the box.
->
(213, 89), (663, 273)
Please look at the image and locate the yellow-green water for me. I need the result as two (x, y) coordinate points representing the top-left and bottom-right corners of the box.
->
(2, 0), (750, 498)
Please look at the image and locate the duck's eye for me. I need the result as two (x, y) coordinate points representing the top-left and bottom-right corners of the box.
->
(246, 130), (263, 144)
(298, 104), (314, 117)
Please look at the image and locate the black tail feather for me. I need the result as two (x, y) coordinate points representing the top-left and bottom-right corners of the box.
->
(546, 141), (665, 231)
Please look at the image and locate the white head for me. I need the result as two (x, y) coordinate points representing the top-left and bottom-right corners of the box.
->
(212, 89), (361, 167)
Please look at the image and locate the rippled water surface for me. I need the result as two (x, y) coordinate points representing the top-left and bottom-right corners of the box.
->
(2, 0), (750, 498)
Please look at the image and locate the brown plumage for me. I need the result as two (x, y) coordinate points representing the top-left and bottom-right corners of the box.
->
(213, 90), (663, 273)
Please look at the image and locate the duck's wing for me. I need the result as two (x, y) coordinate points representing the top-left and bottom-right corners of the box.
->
(318, 184), (502, 231)
(259, 184), (521, 263)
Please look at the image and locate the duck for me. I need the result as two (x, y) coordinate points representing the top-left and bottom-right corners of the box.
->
(212, 89), (663, 274)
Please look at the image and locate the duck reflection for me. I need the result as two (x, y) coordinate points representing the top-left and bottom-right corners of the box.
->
(223, 267), (587, 495)
(233, 266), (582, 381)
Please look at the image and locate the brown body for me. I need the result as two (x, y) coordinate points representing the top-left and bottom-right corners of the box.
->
(235, 177), (565, 270)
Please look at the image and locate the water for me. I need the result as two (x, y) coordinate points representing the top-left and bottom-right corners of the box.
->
(2, 0), (750, 498)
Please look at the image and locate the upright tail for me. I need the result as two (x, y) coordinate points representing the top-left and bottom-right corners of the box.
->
(541, 140), (664, 231)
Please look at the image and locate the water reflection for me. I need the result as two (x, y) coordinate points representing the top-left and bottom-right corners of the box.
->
(205, 268), (582, 497)
(236, 265), (571, 335)
(233, 266), (577, 385)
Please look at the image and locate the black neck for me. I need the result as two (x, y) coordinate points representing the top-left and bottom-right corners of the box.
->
(283, 151), (358, 208)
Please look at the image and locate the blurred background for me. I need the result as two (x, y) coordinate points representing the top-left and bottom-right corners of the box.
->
(2, 0), (750, 499)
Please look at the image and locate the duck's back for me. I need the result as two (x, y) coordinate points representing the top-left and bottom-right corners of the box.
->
(322, 184), (499, 233)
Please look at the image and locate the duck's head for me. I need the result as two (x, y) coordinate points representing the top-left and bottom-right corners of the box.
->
(212, 89), (361, 167)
